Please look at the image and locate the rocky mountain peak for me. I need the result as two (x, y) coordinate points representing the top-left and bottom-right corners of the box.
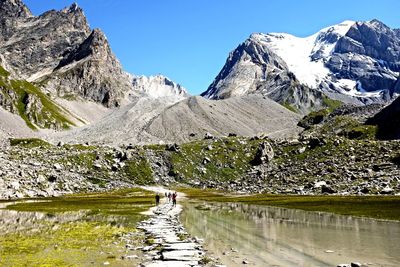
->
(132, 74), (189, 99)
(368, 19), (390, 30)
(0, 0), (32, 18)
(65, 2), (80, 13)
(60, 2), (85, 19)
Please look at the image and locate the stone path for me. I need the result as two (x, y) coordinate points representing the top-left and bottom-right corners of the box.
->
(137, 202), (206, 267)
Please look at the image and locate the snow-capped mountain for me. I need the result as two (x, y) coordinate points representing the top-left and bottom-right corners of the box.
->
(132, 75), (189, 100)
(203, 20), (400, 111)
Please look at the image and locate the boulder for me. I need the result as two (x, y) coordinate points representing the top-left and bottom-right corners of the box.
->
(204, 132), (214, 139)
(251, 142), (274, 166)
(321, 184), (336, 194)
(166, 143), (180, 152)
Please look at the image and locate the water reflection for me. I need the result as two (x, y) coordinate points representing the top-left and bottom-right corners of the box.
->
(0, 199), (145, 267)
(182, 201), (400, 267)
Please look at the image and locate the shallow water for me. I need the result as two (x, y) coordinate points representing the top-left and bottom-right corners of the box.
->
(0, 189), (153, 267)
(181, 201), (400, 267)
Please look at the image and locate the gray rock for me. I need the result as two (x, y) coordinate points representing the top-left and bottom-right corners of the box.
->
(204, 132), (214, 139)
(380, 187), (394, 194)
(53, 163), (62, 171)
(251, 142), (274, 165)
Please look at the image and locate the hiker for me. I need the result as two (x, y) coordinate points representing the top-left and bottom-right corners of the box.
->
(172, 192), (177, 206)
(155, 194), (160, 205)
(168, 192), (172, 203)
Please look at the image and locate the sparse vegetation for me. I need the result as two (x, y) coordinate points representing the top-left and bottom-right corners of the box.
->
(0, 65), (10, 77)
(298, 109), (330, 129)
(282, 101), (299, 113)
(169, 137), (262, 183)
(0, 66), (76, 130)
(124, 154), (154, 185)
(322, 95), (343, 112)
(10, 138), (52, 148)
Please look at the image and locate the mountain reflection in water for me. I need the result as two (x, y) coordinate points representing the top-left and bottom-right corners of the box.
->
(182, 201), (400, 267)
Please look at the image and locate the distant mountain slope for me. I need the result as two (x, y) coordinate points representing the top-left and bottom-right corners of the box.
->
(49, 95), (301, 145)
(132, 75), (189, 100)
(203, 20), (400, 112)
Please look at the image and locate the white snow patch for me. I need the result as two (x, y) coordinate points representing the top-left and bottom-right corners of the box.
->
(336, 80), (385, 98)
(337, 79), (357, 90)
(256, 32), (330, 88)
(251, 21), (355, 88)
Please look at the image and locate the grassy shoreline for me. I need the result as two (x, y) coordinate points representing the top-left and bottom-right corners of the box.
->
(0, 188), (155, 267)
(178, 188), (400, 221)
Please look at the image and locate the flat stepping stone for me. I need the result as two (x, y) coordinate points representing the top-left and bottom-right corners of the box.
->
(162, 250), (203, 261)
(163, 242), (200, 251)
(142, 260), (200, 267)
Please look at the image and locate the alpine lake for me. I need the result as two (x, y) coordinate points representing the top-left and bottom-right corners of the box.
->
(1, 188), (400, 266)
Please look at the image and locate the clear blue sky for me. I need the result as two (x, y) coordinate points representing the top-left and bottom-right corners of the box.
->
(24, 0), (399, 95)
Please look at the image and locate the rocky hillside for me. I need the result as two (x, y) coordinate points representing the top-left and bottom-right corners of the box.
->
(2, 130), (399, 199)
(203, 20), (400, 112)
(48, 94), (302, 145)
(0, 66), (82, 130)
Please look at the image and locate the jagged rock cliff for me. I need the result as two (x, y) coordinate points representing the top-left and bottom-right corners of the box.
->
(0, 0), (132, 107)
(42, 28), (133, 107)
(0, 0), (189, 132)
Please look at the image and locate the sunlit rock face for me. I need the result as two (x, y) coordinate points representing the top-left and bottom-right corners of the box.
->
(203, 20), (400, 111)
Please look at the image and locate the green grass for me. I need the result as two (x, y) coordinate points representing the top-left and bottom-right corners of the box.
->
(179, 188), (400, 221)
(124, 155), (154, 185)
(9, 138), (52, 148)
(0, 67), (76, 130)
(322, 95), (343, 112)
(282, 101), (299, 113)
(311, 115), (377, 140)
(6, 188), (154, 217)
(11, 80), (75, 129)
(298, 109), (330, 128)
(60, 93), (78, 101)
(62, 151), (97, 169)
(0, 65), (10, 77)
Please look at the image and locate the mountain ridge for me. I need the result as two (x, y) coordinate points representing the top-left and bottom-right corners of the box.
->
(202, 19), (400, 112)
